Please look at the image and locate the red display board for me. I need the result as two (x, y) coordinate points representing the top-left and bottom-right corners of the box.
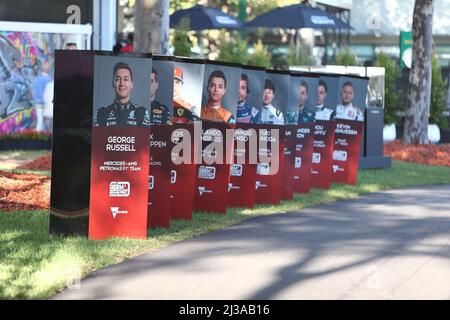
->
(148, 125), (172, 229)
(228, 123), (258, 209)
(89, 127), (150, 240)
(292, 122), (315, 194)
(255, 125), (285, 205)
(311, 120), (336, 189)
(193, 122), (234, 214)
(281, 125), (297, 200)
(332, 120), (364, 185)
(170, 123), (198, 220)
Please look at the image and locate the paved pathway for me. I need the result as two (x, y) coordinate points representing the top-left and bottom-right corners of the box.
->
(53, 185), (450, 300)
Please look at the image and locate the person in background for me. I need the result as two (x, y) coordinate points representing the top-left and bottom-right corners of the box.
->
(43, 80), (54, 132)
(32, 61), (52, 131)
(120, 33), (134, 53)
(113, 32), (127, 53)
(65, 42), (78, 50)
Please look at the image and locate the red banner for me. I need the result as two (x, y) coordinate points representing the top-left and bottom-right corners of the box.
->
(228, 123), (258, 209)
(193, 122), (234, 214)
(332, 120), (364, 185)
(255, 124), (285, 205)
(311, 120), (336, 189)
(170, 124), (197, 220)
(148, 125), (172, 229)
(281, 125), (297, 200)
(292, 122), (315, 194)
(89, 127), (150, 240)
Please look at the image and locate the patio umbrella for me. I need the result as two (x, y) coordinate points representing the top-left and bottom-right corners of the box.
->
(244, 4), (353, 30)
(170, 5), (242, 30)
(244, 4), (353, 63)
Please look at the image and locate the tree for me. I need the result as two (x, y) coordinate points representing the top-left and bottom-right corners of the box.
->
(134, 0), (170, 54)
(403, 0), (435, 144)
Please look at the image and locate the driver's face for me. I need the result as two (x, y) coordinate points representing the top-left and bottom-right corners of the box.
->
(208, 77), (226, 103)
(263, 89), (274, 105)
(238, 79), (248, 103)
(342, 85), (354, 105)
(316, 85), (327, 105)
(299, 85), (308, 107)
(151, 73), (158, 100)
(113, 68), (133, 101)
(173, 79), (182, 98)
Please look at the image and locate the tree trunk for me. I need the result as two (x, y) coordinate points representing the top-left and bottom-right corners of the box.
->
(134, 0), (170, 54)
(403, 0), (434, 144)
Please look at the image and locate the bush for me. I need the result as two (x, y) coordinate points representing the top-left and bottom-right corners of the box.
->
(332, 47), (359, 66)
(287, 44), (315, 67)
(172, 18), (192, 57)
(375, 52), (403, 125)
(0, 130), (52, 141)
(248, 40), (272, 68)
(430, 55), (448, 129)
(217, 32), (249, 64)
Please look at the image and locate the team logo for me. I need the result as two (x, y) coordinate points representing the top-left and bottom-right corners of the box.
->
(257, 163), (270, 175)
(109, 111), (115, 118)
(198, 186), (212, 196)
(312, 153), (321, 164)
(110, 207), (128, 219)
(228, 183), (240, 192)
(255, 181), (267, 190)
(198, 166), (216, 180)
(333, 150), (348, 162)
(109, 181), (130, 197)
(129, 110), (135, 119)
(231, 164), (243, 177)
(294, 157), (302, 168)
(177, 108), (185, 117)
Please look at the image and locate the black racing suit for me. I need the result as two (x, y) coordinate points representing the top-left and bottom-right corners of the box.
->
(94, 101), (150, 127)
(150, 100), (172, 124)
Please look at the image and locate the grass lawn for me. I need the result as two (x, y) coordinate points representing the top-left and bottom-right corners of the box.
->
(1, 160), (450, 299)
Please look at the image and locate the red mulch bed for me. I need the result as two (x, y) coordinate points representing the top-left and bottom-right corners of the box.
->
(17, 154), (52, 171)
(0, 170), (50, 212)
(384, 140), (450, 167)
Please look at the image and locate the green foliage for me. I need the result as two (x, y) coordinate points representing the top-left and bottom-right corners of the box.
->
(332, 47), (359, 66)
(217, 32), (249, 64)
(430, 55), (448, 129)
(0, 130), (52, 141)
(375, 52), (403, 125)
(248, 40), (272, 68)
(287, 44), (315, 66)
(172, 18), (192, 57)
